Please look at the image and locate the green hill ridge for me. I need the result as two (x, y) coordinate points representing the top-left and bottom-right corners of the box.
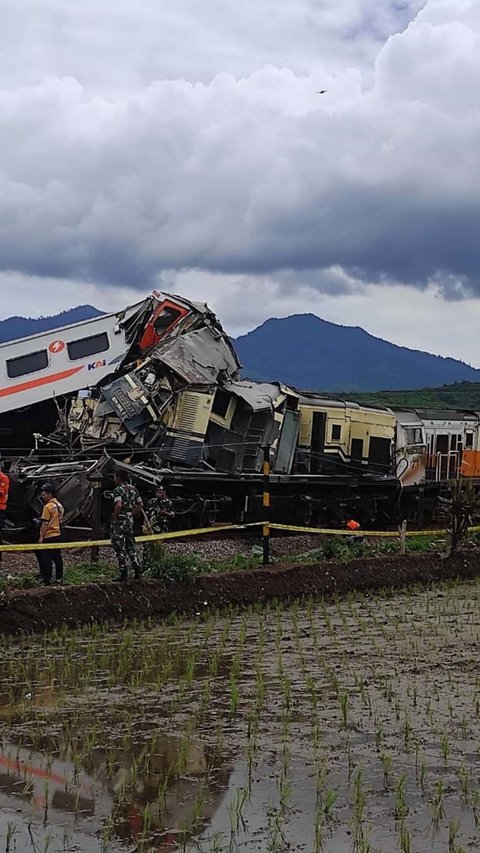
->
(347, 381), (480, 410)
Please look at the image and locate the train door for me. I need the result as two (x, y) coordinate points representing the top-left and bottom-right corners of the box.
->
(351, 438), (364, 464)
(448, 434), (462, 478)
(435, 435), (449, 480)
(433, 433), (461, 481)
(310, 412), (326, 473)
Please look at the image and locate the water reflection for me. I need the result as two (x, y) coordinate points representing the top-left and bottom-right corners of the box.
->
(0, 733), (230, 852)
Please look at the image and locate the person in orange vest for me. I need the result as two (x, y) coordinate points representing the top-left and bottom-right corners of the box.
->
(0, 462), (10, 561)
(37, 483), (64, 585)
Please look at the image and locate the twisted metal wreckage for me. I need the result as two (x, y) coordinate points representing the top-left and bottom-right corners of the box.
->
(3, 290), (329, 535)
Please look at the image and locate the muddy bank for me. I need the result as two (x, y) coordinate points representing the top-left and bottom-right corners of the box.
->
(0, 551), (479, 635)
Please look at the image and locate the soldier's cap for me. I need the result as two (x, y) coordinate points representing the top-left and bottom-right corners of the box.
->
(40, 482), (56, 494)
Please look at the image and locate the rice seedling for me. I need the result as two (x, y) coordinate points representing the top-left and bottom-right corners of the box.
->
(394, 773), (409, 821)
(398, 822), (412, 853)
(380, 751), (393, 789)
(338, 691), (350, 729)
(430, 779), (446, 835)
(440, 733), (451, 764)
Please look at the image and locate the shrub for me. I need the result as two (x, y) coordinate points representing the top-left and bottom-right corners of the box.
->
(144, 543), (200, 585)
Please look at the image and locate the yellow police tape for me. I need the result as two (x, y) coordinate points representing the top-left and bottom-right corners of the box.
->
(270, 523), (480, 537)
(0, 522), (262, 552)
(1, 520), (479, 552)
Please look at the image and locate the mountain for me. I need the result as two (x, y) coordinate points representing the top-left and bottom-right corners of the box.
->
(0, 306), (104, 344)
(233, 314), (480, 392)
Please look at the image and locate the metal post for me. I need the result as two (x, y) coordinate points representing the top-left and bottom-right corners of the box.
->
(399, 519), (407, 555)
(90, 474), (103, 564)
(262, 444), (271, 566)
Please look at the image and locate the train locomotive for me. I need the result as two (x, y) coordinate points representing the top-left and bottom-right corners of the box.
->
(0, 290), (479, 534)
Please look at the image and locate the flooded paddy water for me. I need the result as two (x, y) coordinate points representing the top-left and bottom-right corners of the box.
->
(1, 577), (480, 851)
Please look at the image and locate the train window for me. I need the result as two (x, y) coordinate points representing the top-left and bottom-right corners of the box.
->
(67, 332), (109, 361)
(6, 349), (48, 378)
(154, 306), (183, 334)
(212, 389), (231, 419)
(331, 424), (341, 441)
(405, 427), (423, 444)
(466, 432), (474, 449)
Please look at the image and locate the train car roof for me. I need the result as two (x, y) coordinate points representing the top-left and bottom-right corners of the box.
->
(296, 391), (393, 415)
(412, 409), (480, 421)
(296, 393), (346, 408)
(394, 409), (425, 425)
(224, 380), (292, 410)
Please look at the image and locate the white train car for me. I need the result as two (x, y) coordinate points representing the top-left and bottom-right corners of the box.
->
(0, 290), (201, 416)
(0, 301), (145, 415)
(395, 408), (480, 485)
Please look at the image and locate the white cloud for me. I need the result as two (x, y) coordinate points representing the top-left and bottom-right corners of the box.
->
(0, 0), (478, 293)
(2, 0), (480, 370)
(0, 0), (424, 90)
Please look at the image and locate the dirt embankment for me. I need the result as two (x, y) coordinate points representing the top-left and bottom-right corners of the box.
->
(1, 551), (479, 636)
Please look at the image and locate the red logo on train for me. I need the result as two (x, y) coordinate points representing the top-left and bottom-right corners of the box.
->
(48, 340), (65, 354)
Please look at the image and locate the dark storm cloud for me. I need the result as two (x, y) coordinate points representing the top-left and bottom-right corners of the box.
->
(0, 0), (478, 296)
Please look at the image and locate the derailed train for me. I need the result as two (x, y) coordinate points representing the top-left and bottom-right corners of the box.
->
(1, 289), (479, 533)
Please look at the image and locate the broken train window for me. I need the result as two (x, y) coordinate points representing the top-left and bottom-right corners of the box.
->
(6, 349), (49, 378)
(212, 389), (231, 419)
(154, 306), (184, 335)
(67, 333), (110, 361)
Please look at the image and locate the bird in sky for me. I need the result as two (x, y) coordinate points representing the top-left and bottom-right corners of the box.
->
(316, 89), (327, 94)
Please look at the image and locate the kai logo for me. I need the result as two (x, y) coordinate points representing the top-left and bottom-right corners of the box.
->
(87, 360), (107, 371)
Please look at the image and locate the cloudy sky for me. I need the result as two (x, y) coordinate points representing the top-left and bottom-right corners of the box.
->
(2, 0), (480, 363)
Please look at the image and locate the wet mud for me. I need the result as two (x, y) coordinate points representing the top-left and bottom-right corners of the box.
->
(0, 550), (479, 635)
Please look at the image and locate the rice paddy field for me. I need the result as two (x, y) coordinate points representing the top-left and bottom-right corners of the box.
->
(1, 576), (480, 852)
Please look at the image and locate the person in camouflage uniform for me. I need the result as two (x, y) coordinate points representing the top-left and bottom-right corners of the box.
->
(143, 486), (175, 576)
(111, 470), (144, 581)
(146, 486), (175, 533)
